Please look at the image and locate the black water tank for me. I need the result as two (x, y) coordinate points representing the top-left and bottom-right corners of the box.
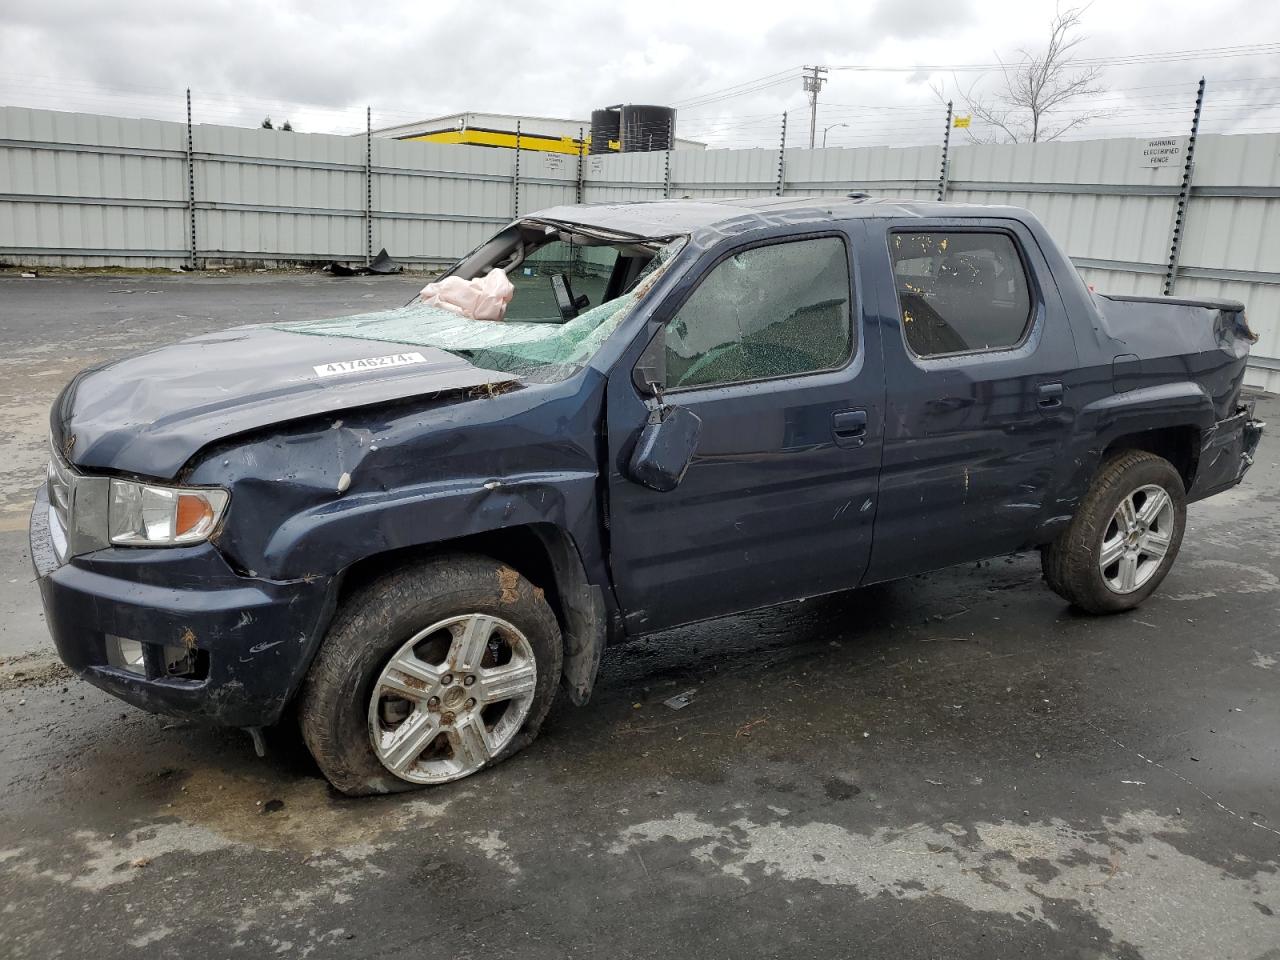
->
(620, 105), (676, 152)
(590, 109), (620, 155)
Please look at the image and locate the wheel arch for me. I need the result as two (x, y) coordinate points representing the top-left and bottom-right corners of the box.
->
(1102, 424), (1201, 491)
(1078, 381), (1216, 492)
(330, 524), (611, 706)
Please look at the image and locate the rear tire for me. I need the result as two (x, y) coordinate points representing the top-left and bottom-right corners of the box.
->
(1042, 450), (1186, 614)
(298, 555), (561, 796)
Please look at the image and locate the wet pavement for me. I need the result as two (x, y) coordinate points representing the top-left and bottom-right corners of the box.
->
(1, 272), (1278, 959)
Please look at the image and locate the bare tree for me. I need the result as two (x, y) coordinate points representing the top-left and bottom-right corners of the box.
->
(949, 7), (1108, 143)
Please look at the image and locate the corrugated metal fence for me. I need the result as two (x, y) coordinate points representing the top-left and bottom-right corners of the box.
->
(2, 105), (1278, 391)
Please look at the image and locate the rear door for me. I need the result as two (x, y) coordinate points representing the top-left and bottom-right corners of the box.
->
(864, 218), (1080, 583)
(604, 227), (886, 635)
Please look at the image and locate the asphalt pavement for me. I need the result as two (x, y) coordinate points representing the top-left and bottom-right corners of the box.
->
(1, 270), (1277, 959)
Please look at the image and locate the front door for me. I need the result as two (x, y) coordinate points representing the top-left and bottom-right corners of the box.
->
(605, 228), (886, 635)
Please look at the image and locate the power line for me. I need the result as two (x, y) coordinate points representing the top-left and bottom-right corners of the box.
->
(828, 41), (1280, 73)
(677, 76), (800, 111)
(671, 68), (801, 108)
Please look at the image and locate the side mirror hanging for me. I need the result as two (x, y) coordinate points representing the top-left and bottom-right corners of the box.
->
(627, 393), (701, 493)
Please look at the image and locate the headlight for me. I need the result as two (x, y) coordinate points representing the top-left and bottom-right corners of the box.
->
(108, 480), (229, 546)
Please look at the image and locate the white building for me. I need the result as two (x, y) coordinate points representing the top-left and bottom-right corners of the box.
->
(368, 111), (705, 155)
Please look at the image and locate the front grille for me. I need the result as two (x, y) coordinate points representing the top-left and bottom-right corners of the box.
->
(48, 446), (73, 534)
(46, 440), (78, 562)
(43, 439), (111, 562)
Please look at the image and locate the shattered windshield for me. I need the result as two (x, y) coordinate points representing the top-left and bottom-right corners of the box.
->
(276, 233), (686, 383)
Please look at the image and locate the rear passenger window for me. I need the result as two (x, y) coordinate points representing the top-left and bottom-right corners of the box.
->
(890, 231), (1033, 358)
(664, 236), (852, 390)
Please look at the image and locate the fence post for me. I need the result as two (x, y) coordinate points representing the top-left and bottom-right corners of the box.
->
(1163, 78), (1205, 296)
(576, 126), (585, 204)
(664, 118), (673, 199)
(512, 121), (522, 218)
(937, 100), (953, 202)
(185, 88), (197, 269)
(364, 106), (373, 266)
(775, 113), (788, 196)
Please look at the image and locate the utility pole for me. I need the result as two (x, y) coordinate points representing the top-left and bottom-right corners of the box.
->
(802, 65), (828, 149)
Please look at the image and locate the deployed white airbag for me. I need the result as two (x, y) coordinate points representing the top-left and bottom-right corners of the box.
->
(419, 268), (515, 321)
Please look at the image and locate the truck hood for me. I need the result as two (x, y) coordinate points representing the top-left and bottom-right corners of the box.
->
(53, 325), (517, 479)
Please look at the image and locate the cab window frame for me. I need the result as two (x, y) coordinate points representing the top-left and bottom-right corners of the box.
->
(886, 225), (1040, 362)
(652, 229), (858, 395)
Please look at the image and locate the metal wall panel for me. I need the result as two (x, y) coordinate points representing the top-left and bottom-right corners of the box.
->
(583, 152), (666, 203)
(194, 122), (366, 262)
(0, 106), (188, 266)
(0, 106), (1276, 387)
(514, 150), (579, 219)
(670, 148), (777, 198)
(373, 137), (516, 265)
(1184, 134), (1280, 388)
(948, 137), (1183, 267)
(782, 145), (940, 200)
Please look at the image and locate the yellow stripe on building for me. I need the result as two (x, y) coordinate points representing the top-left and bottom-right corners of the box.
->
(404, 129), (621, 155)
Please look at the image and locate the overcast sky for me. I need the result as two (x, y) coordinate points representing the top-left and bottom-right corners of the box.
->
(3, 0), (1278, 147)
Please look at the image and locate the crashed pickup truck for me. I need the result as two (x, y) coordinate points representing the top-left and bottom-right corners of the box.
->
(32, 197), (1264, 793)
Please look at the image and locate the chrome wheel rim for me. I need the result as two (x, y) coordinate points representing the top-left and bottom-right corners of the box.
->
(1098, 483), (1175, 595)
(367, 614), (537, 784)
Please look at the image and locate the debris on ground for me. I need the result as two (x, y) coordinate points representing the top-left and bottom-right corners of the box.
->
(663, 690), (697, 710)
(324, 249), (403, 276)
(736, 717), (768, 738)
(0, 655), (73, 692)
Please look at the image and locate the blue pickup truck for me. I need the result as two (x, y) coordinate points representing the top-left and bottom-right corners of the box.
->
(32, 197), (1263, 793)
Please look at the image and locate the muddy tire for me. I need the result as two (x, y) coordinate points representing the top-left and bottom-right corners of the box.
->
(1042, 450), (1187, 614)
(298, 555), (562, 796)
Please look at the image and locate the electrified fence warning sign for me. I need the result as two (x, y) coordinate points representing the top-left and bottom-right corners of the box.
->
(1139, 137), (1187, 168)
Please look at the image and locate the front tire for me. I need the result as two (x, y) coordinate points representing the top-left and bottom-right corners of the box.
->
(298, 555), (562, 795)
(1042, 450), (1186, 614)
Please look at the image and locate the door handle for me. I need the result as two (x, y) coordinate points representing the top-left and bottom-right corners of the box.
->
(1037, 382), (1064, 409)
(832, 409), (868, 447)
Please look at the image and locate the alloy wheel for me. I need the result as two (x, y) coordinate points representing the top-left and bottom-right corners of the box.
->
(367, 613), (537, 783)
(1098, 483), (1175, 594)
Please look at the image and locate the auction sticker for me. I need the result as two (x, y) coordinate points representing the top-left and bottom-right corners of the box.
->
(313, 352), (427, 378)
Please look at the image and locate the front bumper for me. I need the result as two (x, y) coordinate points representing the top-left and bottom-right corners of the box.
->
(30, 483), (335, 728)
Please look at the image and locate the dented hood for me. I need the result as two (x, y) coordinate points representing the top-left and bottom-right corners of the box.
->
(53, 325), (515, 479)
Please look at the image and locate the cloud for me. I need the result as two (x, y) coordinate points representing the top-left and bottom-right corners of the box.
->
(1, 0), (1277, 145)
(865, 0), (979, 40)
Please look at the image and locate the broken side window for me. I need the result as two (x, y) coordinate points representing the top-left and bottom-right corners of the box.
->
(890, 231), (1033, 358)
(664, 235), (853, 391)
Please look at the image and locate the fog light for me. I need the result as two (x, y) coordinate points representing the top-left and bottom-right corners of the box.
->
(106, 635), (146, 674)
(163, 644), (197, 677)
